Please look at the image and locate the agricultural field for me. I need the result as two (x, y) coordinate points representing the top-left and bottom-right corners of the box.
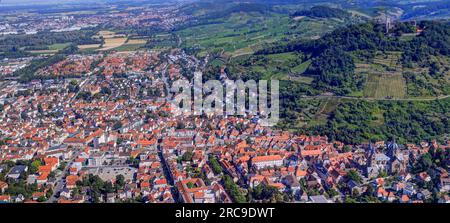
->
(286, 75), (314, 84)
(78, 44), (101, 50)
(26, 43), (72, 55)
(230, 46), (256, 58)
(229, 52), (305, 80)
(363, 73), (407, 98)
(94, 30), (123, 39)
(177, 12), (347, 58)
(291, 60), (312, 75)
(356, 51), (407, 99)
(126, 39), (147, 45)
(112, 44), (143, 52)
(355, 51), (450, 99)
(113, 38), (148, 52)
(98, 37), (127, 52)
(78, 30), (132, 52)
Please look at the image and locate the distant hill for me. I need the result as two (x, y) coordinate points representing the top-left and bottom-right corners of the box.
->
(291, 6), (351, 19)
(1, 0), (91, 5)
(401, 1), (450, 20)
(231, 0), (450, 20)
(179, 1), (273, 19)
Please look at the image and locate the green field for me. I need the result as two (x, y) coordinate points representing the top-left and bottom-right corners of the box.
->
(287, 75), (314, 84)
(308, 98), (341, 127)
(291, 60), (312, 74)
(48, 43), (72, 50)
(113, 43), (145, 52)
(26, 42), (72, 55)
(249, 52), (302, 80)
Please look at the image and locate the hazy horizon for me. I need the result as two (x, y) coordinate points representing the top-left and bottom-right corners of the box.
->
(0, 0), (93, 5)
(0, 0), (181, 6)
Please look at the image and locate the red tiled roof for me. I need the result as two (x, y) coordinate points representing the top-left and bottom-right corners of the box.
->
(252, 155), (283, 163)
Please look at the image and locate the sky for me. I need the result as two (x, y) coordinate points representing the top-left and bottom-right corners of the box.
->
(2, 0), (71, 3)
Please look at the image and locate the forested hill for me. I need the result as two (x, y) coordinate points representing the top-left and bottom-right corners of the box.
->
(258, 20), (450, 61)
(261, 20), (450, 144)
(291, 6), (351, 19)
(257, 20), (450, 95)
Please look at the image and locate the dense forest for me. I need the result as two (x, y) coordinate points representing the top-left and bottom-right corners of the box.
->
(278, 97), (449, 144)
(308, 99), (448, 144)
(402, 21), (450, 66)
(0, 29), (101, 59)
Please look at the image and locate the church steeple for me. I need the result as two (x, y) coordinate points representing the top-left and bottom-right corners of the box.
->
(387, 139), (399, 158)
(369, 143), (375, 156)
(367, 143), (376, 165)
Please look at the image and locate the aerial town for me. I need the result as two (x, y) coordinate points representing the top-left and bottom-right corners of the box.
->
(0, 48), (448, 204)
(0, 3), (186, 36)
(0, 0), (449, 204)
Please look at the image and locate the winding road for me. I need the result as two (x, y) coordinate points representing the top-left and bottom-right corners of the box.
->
(298, 94), (450, 102)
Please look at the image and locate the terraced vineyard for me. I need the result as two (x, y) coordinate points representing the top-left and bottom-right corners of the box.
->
(357, 52), (407, 99)
(363, 73), (406, 98)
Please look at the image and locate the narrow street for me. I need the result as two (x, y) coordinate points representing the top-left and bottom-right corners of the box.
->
(45, 150), (81, 203)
